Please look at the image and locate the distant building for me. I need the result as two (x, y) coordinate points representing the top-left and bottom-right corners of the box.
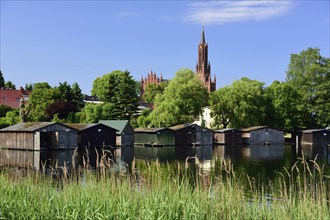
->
(140, 70), (164, 97)
(0, 87), (30, 108)
(99, 120), (135, 146)
(83, 95), (103, 104)
(214, 128), (243, 145)
(193, 106), (214, 129)
(0, 122), (78, 150)
(196, 25), (216, 93)
(241, 126), (284, 145)
(170, 123), (213, 146)
(134, 127), (175, 147)
(300, 129), (330, 146)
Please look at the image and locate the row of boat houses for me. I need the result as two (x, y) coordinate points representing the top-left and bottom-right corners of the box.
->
(0, 121), (329, 151)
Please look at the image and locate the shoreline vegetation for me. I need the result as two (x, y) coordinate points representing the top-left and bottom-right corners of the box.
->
(0, 151), (329, 219)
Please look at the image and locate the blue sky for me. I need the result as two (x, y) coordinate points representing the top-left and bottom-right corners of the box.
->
(1, 1), (329, 95)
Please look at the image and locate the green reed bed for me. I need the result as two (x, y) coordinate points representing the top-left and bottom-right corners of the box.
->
(0, 155), (329, 220)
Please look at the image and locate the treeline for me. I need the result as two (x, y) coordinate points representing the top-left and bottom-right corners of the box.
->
(0, 47), (329, 131)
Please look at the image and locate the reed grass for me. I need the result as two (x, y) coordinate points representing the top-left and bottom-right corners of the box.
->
(0, 151), (329, 220)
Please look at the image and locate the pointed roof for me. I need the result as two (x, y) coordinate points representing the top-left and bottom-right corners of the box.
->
(200, 24), (206, 44)
(0, 122), (77, 132)
(99, 120), (133, 135)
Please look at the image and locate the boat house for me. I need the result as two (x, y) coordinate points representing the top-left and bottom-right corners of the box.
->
(241, 126), (284, 145)
(214, 128), (242, 145)
(300, 129), (330, 146)
(0, 122), (78, 150)
(134, 128), (175, 147)
(99, 120), (135, 146)
(65, 123), (117, 148)
(170, 124), (213, 146)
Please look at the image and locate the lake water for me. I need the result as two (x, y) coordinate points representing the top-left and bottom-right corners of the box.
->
(0, 144), (329, 181)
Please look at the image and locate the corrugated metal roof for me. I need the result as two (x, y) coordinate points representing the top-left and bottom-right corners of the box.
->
(1, 122), (57, 132)
(214, 128), (242, 133)
(134, 127), (170, 133)
(302, 129), (329, 134)
(64, 123), (97, 131)
(99, 120), (131, 134)
(241, 126), (268, 132)
(170, 124), (192, 131)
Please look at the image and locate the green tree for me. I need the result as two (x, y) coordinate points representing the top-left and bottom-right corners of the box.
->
(92, 70), (139, 120)
(210, 77), (267, 128)
(28, 82), (61, 121)
(147, 68), (208, 127)
(5, 81), (16, 89)
(142, 81), (168, 103)
(0, 71), (5, 88)
(0, 104), (13, 118)
(0, 109), (19, 128)
(286, 47), (330, 128)
(265, 81), (304, 132)
(209, 86), (233, 129)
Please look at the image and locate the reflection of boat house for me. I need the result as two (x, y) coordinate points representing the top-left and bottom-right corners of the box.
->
(214, 128), (242, 145)
(300, 129), (330, 146)
(134, 128), (175, 147)
(170, 124), (213, 146)
(0, 122), (78, 150)
(65, 123), (117, 148)
(99, 120), (135, 146)
(241, 126), (284, 145)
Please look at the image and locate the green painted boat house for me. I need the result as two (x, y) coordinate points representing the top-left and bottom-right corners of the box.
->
(134, 128), (175, 147)
(99, 120), (135, 146)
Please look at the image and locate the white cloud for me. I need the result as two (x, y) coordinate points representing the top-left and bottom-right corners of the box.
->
(183, 1), (294, 25)
(116, 11), (139, 19)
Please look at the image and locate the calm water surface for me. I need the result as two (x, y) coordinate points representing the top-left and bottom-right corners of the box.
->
(0, 144), (329, 180)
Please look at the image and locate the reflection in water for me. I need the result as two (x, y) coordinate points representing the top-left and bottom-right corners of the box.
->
(0, 143), (329, 180)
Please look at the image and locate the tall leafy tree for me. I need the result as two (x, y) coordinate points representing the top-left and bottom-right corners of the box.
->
(286, 47), (330, 128)
(264, 81), (304, 132)
(5, 81), (16, 89)
(142, 81), (168, 103)
(92, 70), (139, 120)
(147, 68), (208, 127)
(210, 77), (267, 128)
(28, 82), (61, 121)
(209, 86), (233, 129)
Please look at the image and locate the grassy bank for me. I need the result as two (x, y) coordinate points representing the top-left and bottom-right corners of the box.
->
(0, 156), (329, 219)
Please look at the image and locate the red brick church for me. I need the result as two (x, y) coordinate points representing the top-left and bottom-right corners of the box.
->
(140, 26), (216, 96)
(196, 25), (216, 93)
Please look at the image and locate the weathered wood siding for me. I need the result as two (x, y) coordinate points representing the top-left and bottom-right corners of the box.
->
(120, 125), (135, 146)
(301, 130), (330, 145)
(245, 128), (284, 145)
(79, 124), (116, 148)
(0, 149), (40, 169)
(134, 129), (175, 146)
(214, 131), (242, 145)
(36, 124), (77, 150)
(174, 125), (213, 146)
(0, 132), (34, 150)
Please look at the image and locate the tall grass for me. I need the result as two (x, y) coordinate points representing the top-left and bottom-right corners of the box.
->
(0, 150), (329, 219)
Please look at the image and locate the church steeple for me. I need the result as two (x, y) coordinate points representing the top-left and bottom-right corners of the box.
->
(201, 24), (206, 44)
(195, 25), (216, 93)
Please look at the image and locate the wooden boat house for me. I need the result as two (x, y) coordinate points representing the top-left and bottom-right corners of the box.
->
(134, 128), (175, 147)
(214, 128), (242, 145)
(241, 126), (284, 145)
(0, 122), (78, 150)
(170, 124), (213, 146)
(99, 120), (134, 146)
(65, 123), (117, 148)
(300, 129), (330, 146)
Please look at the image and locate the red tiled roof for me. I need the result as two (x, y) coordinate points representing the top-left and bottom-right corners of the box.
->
(0, 88), (30, 109)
